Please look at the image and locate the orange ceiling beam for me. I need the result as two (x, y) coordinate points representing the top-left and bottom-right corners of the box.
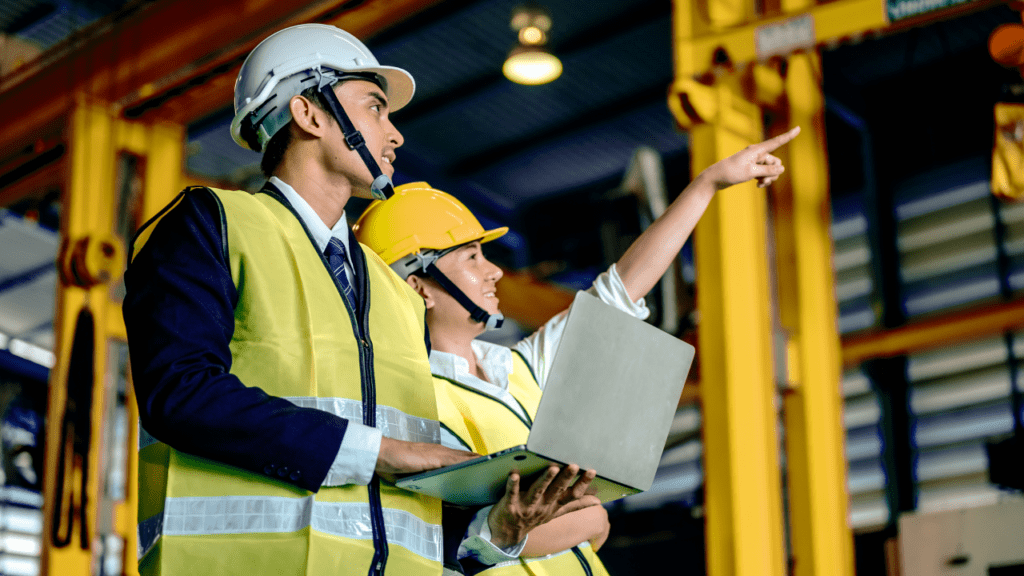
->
(494, 268), (576, 331)
(0, 0), (445, 159)
(841, 297), (1024, 366)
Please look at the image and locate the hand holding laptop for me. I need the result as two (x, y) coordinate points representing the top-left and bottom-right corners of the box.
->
(486, 463), (599, 548)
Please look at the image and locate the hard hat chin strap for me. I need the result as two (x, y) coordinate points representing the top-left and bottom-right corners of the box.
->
(404, 251), (503, 330)
(317, 82), (395, 200)
(425, 262), (505, 330)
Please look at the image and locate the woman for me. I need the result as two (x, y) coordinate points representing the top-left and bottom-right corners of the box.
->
(353, 127), (800, 575)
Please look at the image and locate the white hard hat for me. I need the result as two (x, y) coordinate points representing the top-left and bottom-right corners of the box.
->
(230, 23), (415, 152)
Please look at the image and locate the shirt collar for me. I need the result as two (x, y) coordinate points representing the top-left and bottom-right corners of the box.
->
(429, 340), (514, 393)
(270, 176), (350, 255)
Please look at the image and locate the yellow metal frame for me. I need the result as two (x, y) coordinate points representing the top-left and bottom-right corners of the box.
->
(691, 79), (787, 576)
(40, 97), (184, 576)
(674, 0), (887, 79)
(42, 98), (119, 576)
(671, 0), (1015, 573)
(772, 52), (855, 576)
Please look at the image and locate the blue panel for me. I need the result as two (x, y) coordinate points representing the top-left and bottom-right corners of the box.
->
(913, 401), (1015, 449)
(892, 158), (988, 220)
(839, 297), (876, 334)
(0, 350), (48, 384)
(903, 261), (1002, 317)
(846, 425), (884, 463)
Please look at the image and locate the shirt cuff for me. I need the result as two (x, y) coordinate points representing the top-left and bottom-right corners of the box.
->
(457, 505), (527, 565)
(322, 422), (382, 487)
(590, 263), (651, 320)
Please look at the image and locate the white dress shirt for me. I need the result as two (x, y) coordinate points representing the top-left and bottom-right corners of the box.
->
(271, 176), (381, 488)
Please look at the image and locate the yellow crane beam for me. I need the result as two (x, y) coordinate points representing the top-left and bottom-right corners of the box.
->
(674, 0), (1003, 81)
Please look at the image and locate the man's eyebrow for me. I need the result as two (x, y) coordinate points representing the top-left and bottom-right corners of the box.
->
(366, 90), (389, 109)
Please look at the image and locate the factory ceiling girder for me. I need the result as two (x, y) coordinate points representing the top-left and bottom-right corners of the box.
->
(0, 0), (447, 166)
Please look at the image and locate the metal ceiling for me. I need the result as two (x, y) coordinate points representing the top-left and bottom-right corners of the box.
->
(186, 0), (684, 266)
(0, 0), (1020, 367)
(182, 0), (1022, 271)
(0, 0), (131, 49)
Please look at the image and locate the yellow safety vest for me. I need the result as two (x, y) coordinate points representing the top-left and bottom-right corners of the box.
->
(134, 187), (443, 576)
(433, 351), (609, 576)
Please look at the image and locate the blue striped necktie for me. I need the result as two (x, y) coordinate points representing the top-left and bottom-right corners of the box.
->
(324, 237), (358, 311)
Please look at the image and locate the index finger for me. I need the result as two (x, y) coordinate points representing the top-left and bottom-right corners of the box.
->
(752, 126), (801, 154)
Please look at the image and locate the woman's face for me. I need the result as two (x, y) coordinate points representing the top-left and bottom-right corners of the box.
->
(430, 241), (504, 321)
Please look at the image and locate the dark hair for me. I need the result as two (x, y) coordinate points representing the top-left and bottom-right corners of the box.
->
(260, 85), (335, 177)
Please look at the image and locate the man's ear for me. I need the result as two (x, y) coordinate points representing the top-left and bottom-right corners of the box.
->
(406, 275), (435, 309)
(289, 94), (328, 138)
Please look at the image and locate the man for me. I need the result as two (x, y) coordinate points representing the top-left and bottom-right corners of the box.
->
(124, 23), (594, 576)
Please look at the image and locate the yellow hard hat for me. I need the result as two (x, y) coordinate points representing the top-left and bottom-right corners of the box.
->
(353, 182), (507, 267)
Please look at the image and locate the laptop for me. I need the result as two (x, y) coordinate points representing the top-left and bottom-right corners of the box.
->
(395, 291), (695, 506)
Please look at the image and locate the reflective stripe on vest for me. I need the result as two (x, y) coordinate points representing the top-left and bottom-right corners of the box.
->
(284, 397), (440, 444)
(138, 496), (442, 564)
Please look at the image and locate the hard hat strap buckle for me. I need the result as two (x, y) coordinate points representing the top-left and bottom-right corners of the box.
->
(344, 130), (366, 149)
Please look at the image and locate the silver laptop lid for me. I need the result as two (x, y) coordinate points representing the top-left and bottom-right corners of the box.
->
(526, 291), (694, 491)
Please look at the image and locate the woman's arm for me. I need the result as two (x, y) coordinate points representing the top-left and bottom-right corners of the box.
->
(513, 127), (801, 383)
(616, 126), (800, 301)
(521, 504), (611, 557)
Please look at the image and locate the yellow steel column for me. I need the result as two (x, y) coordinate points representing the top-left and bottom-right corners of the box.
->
(142, 121), (188, 217)
(684, 80), (787, 576)
(772, 51), (855, 576)
(42, 98), (120, 576)
(121, 119), (185, 576)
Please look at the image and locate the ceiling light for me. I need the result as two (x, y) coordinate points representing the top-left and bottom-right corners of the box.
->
(504, 4), (561, 86)
(519, 26), (545, 45)
(503, 46), (563, 85)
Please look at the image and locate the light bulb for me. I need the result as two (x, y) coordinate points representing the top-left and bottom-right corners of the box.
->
(503, 47), (562, 85)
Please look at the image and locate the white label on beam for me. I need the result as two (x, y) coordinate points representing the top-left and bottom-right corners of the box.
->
(886, 0), (977, 21)
(755, 15), (816, 60)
